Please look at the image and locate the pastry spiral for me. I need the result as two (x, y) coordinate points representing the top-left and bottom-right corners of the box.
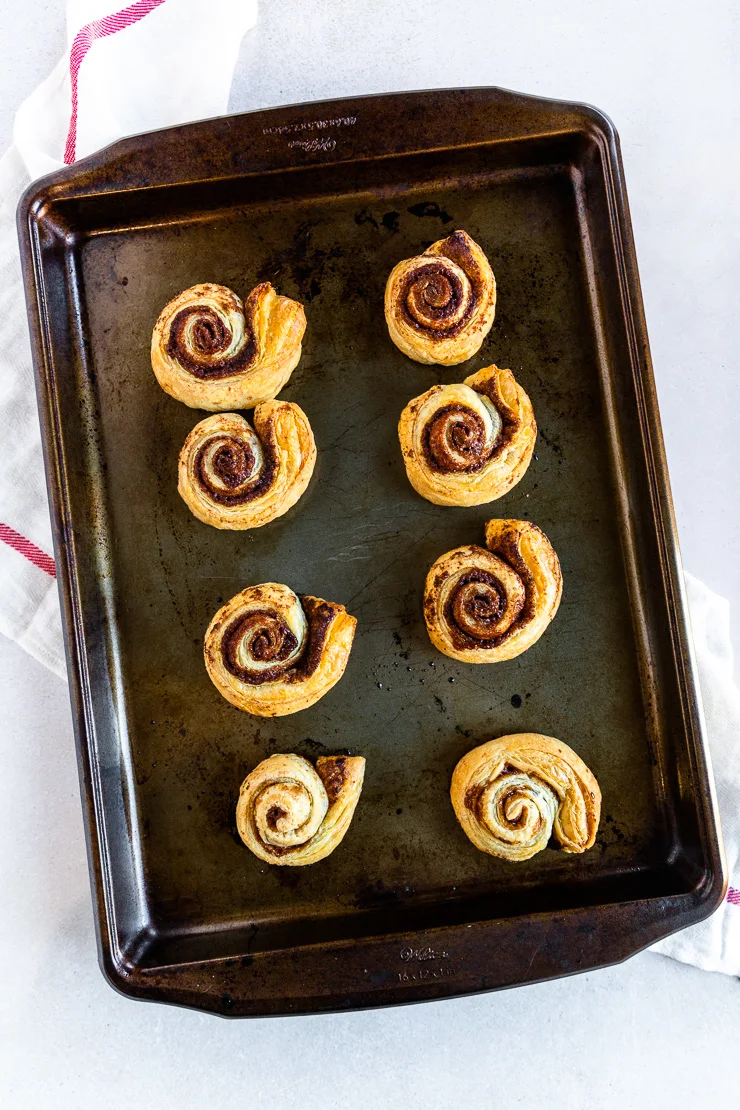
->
(151, 282), (306, 410)
(204, 583), (356, 716)
(384, 230), (496, 365)
(424, 519), (562, 663)
(178, 402), (316, 529)
(398, 364), (536, 505)
(236, 753), (365, 866)
(451, 734), (601, 861)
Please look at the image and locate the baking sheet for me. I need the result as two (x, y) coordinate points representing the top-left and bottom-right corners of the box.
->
(18, 88), (724, 1015)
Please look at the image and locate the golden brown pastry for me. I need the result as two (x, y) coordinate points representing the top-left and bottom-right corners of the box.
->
(451, 733), (601, 861)
(236, 753), (365, 866)
(424, 519), (562, 663)
(178, 402), (316, 529)
(151, 282), (305, 410)
(398, 364), (536, 506)
(384, 230), (496, 365)
(204, 583), (356, 716)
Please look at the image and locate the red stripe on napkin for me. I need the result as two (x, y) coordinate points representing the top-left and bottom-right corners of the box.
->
(728, 887), (740, 906)
(64, 0), (168, 164)
(0, 523), (56, 578)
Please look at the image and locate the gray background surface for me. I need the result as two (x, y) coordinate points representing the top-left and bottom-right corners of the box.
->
(2, 2), (739, 1107)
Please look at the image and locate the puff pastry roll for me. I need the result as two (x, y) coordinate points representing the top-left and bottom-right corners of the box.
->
(384, 230), (496, 365)
(451, 734), (601, 861)
(424, 519), (562, 663)
(398, 364), (536, 506)
(236, 753), (365, 866)
(178, 402), (315, 529)
(204, 583), (356, 716)
(151, 282), (305, 410)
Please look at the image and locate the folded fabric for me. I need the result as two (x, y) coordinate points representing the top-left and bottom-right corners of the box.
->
(0, 147), (64, 674)
(650, 572), (740, 975)
(0, 0), (257, 676)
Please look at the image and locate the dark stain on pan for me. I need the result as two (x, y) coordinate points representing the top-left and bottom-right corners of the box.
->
(256, 222), (344, 302)
(407, 201), (454, 223)
(355, 208), (379, 230)
(354, 880), (404, 910)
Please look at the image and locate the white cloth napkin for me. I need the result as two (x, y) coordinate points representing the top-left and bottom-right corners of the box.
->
(1, 2), (738, 978)
(0, 0), (257, 674)
(650, 572), (740, 975)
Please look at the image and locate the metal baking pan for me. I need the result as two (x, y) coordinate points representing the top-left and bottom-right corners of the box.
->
(18, 87), (725, 1016)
